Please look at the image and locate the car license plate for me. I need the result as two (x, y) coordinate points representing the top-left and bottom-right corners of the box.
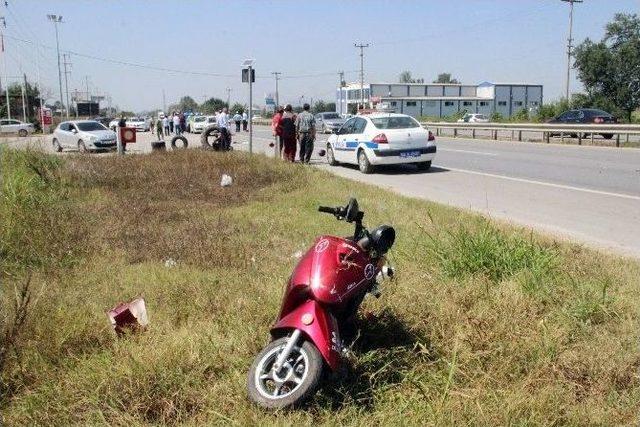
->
(400, 151), (421, 158)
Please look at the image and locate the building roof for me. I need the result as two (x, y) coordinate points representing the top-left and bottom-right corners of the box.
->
(379, 96), (490, 101)
(478, 81), (543, 87)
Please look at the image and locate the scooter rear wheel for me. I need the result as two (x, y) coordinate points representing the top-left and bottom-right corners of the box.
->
(247, 336), (323, 409)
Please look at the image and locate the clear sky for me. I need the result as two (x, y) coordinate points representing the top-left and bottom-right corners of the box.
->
(3, 0), (638, 112)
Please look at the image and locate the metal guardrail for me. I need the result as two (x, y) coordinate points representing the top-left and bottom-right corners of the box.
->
(421, 121), (640, 147)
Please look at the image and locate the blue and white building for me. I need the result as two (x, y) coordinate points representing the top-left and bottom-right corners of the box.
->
(336, 81), (543, 118)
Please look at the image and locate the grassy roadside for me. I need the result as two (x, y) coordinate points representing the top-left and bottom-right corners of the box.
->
(1, 148), (639, 425)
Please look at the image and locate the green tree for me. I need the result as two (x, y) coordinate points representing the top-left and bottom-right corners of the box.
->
(1, 81), (42, 122)
(399, 71), (424, 83)
(573, 13), (640, 122)
(433, 73), (459, 84)
(200, 97), (227, 114)
(311, 100), (336, 114)
(229, 103), (245, 114)
(177, 96), (198, 112)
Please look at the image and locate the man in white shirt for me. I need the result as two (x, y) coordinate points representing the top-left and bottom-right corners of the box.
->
(162, 116), (170, 135)
(242, 111), (248, 131)
(216, 107), (230, 150)
(172, 114), (182, 135)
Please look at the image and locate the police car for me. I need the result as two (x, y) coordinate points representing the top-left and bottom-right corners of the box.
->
(326, 113), (436, 173)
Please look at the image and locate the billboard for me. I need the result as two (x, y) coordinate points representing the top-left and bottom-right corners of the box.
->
(77, 102), (99, 116)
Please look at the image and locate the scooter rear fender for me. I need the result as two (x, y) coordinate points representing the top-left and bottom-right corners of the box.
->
(270, 299), (341, 370)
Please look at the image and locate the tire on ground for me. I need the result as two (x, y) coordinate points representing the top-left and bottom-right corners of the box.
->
(171, 135), (188, 149)
(200, 125), (221, 150)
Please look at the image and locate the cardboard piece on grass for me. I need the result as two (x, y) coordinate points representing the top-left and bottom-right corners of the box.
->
(220, 174), (233, 187)
(107, 297), (148, 336)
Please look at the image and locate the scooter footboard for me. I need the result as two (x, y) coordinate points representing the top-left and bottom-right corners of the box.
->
(270, 300), (341, 370)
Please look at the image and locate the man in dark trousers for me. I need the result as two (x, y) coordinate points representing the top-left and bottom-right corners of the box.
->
(295, 103), (316, 164)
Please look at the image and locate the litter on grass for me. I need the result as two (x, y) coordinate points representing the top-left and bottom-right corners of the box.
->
(220, 174), (233, 187)
(107, 297), (149, 336)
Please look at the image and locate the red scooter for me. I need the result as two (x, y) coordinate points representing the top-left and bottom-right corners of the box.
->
(247, 199), (395, 408)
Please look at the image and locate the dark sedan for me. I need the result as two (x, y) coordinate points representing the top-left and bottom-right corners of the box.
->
(548, 109), (617, 139)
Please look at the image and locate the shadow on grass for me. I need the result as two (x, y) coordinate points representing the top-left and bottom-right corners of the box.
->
(312, 308), (436, 411)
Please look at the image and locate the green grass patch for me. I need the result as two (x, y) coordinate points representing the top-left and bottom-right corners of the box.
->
(1, 148), (639, 425)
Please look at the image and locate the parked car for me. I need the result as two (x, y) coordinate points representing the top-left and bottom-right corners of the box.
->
(108, 118), (119, 130)
(0, 119), (35, 137)
(457, 113), (489, 123)
(326, 113), (436, 174)
(125, 117), (150, 132)
(52, 120), (117, 153)
(186, 114), (203, 132)
(315, 112), (347, 133)
(547, 108), (617, 139)
(190, 115), (209, 133)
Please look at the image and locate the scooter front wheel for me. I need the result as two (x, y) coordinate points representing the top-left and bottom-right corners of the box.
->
(247, 336), (323, 409)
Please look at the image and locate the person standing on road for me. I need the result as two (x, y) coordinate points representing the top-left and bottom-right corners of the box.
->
(295, 103), (316, 164)
(233, 111), (242, 132)
(156, 116), (164, 139)
(278, 104), (297, 162)
(242, 110), (248, 131)
(169, 112), (174, 134)
(173, 113), (182, 135)
(271, 106), (284, 158)
(162, 115), (170, 136)
(117, 115), (127, 152)
(216, 107), (231, 151)
(179, 112), (186, 134)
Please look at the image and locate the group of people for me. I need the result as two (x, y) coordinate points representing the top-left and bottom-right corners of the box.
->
(271, 103), (316, 163)
(152, 112), (186, 138)
(232, 111), (249, 133)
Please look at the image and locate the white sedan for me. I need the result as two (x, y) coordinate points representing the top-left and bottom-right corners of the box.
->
(126, 117), (150, 131)
(326, 113), (436, 173)
(190, 115), (209, 133)
(0, 118), (34, 137)
(457, 113), (489, 123)
(52, 120), (117, 152)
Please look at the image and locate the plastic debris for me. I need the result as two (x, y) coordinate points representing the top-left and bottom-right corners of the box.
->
(220, 174), (233, 187)
(291, 250), (303, 259)
(164, 258), (177, 268)
(107, 297), (149, 336)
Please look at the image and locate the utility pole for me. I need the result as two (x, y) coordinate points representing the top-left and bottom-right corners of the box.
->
(226, 87), (231, 107)
(338, 71), (344, 116)
(47, 14), (64, 117)
(354, 43), (369, 109)
(0, 17), (10, 120)
(23, 73), (29, 122)
(271, 71), (281, 109)
(84, 75), (91, 116)
(162, 89), (166, 113)
(62, 53), (71, 119)
(561, 0), (582, 101)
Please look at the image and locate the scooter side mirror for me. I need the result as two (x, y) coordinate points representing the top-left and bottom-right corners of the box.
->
(345, 198), (359, 223)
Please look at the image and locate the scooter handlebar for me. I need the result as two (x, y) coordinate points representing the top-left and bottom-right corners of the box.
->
(318, 206), (337, 214)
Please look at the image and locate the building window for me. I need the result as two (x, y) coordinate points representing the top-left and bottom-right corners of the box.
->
(444, 101), (455, 107)
(479, 101), (489, 106)
(530, 101), (539, 106)
(462, 101), (473, 106)
(498, 101), (507, 106)
(390, 101), (397, 106)
(514, 101), (523, 106)
(406, 101), (417, 106)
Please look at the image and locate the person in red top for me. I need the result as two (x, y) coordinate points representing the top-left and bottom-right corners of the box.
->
(277, 104), (297, 162)
(271, 106), (284, 158)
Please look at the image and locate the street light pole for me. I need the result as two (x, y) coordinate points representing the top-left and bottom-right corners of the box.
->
(561, 0), (582, 101)
(354, 43), (369, 110)
(47, 14), (65, 117)
(338, 71), (344, 116)
(62, 53), (71, 119)
(271, 71), (281, 109)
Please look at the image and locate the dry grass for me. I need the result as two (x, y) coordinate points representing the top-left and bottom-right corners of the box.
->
(1, 148), (639, 425)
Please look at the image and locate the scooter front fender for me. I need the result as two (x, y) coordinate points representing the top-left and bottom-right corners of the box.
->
(270, 300), (341, 370)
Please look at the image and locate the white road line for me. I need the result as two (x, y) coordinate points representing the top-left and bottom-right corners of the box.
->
(434, 165), (640, 201)
(439, 148), (498, 156)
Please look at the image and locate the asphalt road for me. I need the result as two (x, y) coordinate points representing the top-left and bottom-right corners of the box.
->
(4, 125), (640, 257)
